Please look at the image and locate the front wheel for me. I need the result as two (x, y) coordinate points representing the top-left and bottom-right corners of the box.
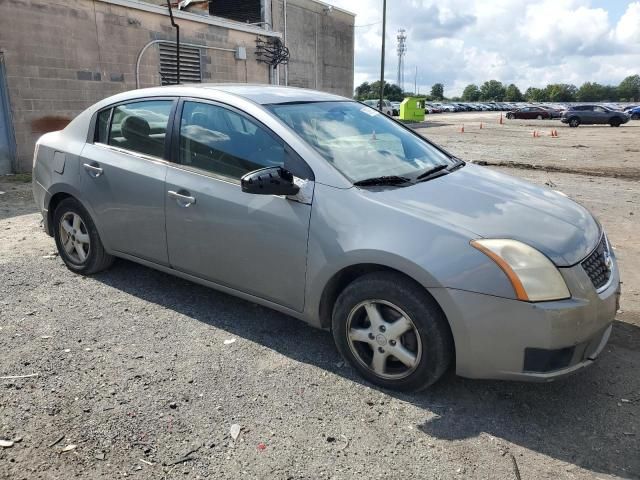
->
(610, 118), (622, 127)
(506, 113), (514, 119)
(332, 272), (453, 391)
(569, 117), (580, 128)
(536, 114), (543, 120)
(53, 198), (114, 275)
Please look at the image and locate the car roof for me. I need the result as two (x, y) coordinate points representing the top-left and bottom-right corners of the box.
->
(156, 84), (348, 105)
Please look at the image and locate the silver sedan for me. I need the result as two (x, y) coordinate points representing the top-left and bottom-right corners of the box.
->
(32, 85), (621, 391)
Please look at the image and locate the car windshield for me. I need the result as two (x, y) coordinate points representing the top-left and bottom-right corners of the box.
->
(267, 101), (453, 183)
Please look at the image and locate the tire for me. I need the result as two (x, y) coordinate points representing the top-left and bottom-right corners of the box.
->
(506, 113), (514, 119)
(610, 118), (622, 127)
(632, 113), (639, 120)
(569, 117), (580, 128)
(332, 272), (453, 392)
(536, 114), (543, 120)
(53, 197), (114, 275)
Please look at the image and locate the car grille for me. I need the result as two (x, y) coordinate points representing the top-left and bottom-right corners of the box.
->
(581, 236), (612, 290)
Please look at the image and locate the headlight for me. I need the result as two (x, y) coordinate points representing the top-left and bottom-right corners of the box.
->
(471, 239), (570, 302)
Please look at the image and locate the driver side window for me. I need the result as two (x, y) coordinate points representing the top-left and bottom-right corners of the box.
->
(178, 101), (285, 180)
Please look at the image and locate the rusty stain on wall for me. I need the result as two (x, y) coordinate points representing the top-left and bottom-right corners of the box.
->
(31, 116), (71, 133)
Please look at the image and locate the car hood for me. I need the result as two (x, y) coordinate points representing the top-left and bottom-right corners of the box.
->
(361, 164), (600, 266)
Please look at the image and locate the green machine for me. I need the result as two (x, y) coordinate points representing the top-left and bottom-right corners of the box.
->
(399, 97), (425, 122)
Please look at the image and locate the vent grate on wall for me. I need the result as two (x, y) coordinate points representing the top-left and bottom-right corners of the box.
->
(159, 43), (202, 85)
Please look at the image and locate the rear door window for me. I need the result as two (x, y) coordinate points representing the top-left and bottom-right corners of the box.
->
(106, 100), (173, 158)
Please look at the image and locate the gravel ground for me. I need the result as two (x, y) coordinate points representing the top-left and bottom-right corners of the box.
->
(1, 119), (639, 479)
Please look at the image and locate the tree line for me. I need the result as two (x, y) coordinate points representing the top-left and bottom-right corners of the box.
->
(355, 75), (640, 103)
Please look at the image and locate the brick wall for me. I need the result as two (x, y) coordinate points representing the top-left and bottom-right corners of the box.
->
(0, 0), (354, 172)
(0, 0), (271, 172)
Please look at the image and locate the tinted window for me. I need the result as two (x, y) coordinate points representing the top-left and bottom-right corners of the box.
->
(96, 108), (111, 143)
(179, 101), (285, 179)
(107, 100), (173, 158)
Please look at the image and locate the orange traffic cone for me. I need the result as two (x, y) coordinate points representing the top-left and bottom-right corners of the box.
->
(480, 122), (483, 129)
(553, 129), (559, 137)
(499, 113), (503, 125)
(460, 124), (465, 133)
(532, 130), (536, 138)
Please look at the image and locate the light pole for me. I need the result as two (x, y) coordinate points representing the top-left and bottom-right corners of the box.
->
(378, 0), (386, 112)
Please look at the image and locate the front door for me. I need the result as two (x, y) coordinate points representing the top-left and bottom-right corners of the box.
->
(165, 100), (313, 311)
(80, 98), (175, 265)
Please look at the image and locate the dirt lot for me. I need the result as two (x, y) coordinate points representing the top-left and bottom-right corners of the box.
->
(1, 114), (639, 479)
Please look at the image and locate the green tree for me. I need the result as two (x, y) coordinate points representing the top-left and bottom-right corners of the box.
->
(524, 87), (547, 102)
(577, 82), (603, 101)
(431, 83), (445, 100)
(359, 81), (405, 101)
(354, 81), (371, 100)
(544, 83), (577, 102)
(479, 80), (506, 101)
(618, 75), (640, 101)
(601, 85), (619, 101)
(461, 84), (480, 101)
(504, 84), (523, 102)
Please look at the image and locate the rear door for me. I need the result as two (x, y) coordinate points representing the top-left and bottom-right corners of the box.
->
(79, 98), (176, 265)
(164, 99), (314, 311)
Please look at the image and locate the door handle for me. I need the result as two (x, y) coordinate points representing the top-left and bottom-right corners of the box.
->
(168, 190), (196, 206)
(83, 163), (103, 177)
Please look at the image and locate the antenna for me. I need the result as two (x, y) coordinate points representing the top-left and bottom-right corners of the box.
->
(396, 29), (407, 91)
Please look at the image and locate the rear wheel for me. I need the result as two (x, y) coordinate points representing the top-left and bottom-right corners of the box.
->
(506, 113), (514, 119)
(53, 198), (114, 275)
(332, 272), (453, 391)
(569, 117), (580, 128)
(536, 114), (543, 120)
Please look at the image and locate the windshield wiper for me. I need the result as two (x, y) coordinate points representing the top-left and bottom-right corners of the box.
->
(449, 158), (466, 171)
(415, 164), (450, 181)
(353, 175), (411, 187)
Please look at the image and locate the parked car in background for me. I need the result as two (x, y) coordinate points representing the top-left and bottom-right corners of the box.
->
(539, 106), (563, 119)
(33, 84), (620, 392)
(561, 105), (630, 127)
(363, 99), (393, 116)
(627, 106), (640, 120)
(390, 101), (401, 116)
(425, 103), (442, 113)
(506, 106), (552, 120)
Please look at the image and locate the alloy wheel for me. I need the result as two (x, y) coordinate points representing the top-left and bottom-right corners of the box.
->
(346, 300), (422, 380)
(59, 212), (91, 264)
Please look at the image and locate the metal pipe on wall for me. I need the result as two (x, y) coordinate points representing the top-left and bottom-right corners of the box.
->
(135, 40), (236, 88)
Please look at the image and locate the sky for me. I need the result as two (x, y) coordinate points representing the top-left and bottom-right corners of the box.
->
(327, 0), (640, 97)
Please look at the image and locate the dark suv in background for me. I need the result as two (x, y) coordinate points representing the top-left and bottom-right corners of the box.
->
(561, 105), (629, 127)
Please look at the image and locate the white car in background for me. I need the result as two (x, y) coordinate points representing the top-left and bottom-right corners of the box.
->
(364, 99), (393, 116)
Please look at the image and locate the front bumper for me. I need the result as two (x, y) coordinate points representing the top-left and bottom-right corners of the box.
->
(430, 257), (620, 382)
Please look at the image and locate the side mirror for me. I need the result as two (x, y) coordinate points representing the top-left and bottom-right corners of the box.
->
(241, 166), (300, 196)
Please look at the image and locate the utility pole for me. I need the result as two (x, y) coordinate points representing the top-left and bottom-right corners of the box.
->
(378, 0), (386, 112)
(414, 66), (417, 95)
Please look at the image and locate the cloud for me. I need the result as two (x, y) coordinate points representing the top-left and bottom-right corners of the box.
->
(328, 0), (640, 96)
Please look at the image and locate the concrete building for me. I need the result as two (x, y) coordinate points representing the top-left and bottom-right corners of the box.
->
(0, 0), (354, 173)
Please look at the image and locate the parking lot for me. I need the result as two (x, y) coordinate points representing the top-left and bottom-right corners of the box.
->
(1, 112), (638, 479)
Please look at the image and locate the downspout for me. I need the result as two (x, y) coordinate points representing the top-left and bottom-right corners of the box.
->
(284, 0), (288, 85)
(166, 0), (180, 84)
